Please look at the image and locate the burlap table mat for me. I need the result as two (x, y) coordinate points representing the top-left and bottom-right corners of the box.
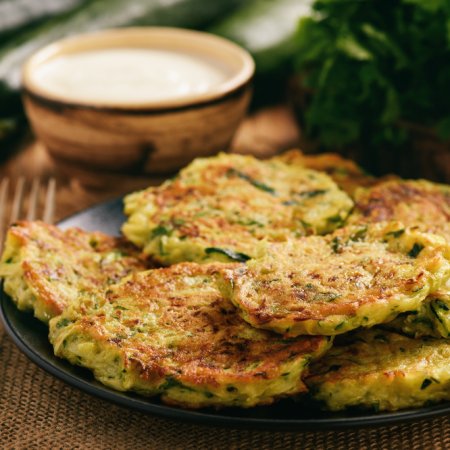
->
(0, 326), (449, 450)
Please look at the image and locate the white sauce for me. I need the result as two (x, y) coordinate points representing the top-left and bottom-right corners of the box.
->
(31, 48), (230, 104)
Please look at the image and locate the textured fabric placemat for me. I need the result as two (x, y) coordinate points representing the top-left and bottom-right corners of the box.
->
(1, 326), (449, 450)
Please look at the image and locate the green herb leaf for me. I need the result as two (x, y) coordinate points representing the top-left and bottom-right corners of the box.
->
(205, 247), (251, 262)
(56, 318), (70, 329)
(297, 189), (327, 199)
(349, 226), (367, 242)
(161, 377), (195, 392)
(327, 214), (345, 228)
(408, 243), (424, 258)
(293, 1), (450, 152)
(385, 229), (405, 238)
(151, 225), (172, 238)
(331, 237), (342, 253)
(114, 305), (129, 311)
(226, 168), (276, 194)
(434, 299), (449, 311)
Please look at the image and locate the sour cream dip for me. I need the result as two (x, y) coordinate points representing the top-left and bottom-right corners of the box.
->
(30, 48), (231, 105)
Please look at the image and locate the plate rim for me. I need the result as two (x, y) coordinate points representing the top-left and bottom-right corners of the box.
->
(1, 197), (449, 430)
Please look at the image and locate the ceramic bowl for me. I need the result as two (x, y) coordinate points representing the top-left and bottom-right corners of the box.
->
(22, 27), (254, 174)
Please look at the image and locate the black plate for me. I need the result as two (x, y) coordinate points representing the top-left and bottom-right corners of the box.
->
(1, 198), (449, 430)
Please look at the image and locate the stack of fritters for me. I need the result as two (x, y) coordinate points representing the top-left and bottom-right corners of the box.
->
(1, 150), (450, 412)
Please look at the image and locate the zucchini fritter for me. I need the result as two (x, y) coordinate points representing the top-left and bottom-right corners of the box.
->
(275, 149), (382, 196)
(351, 179), (450, 240)
(49, 263), (331, 408)
(351, 179), (450, 337)
(0, 221), (149, 322)
(306, 329), (450, 412)
(122, 152), (353, 265)
(224, 222), (450, 336)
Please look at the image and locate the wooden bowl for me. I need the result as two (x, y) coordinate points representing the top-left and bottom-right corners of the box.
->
(22, 28), (254, 174)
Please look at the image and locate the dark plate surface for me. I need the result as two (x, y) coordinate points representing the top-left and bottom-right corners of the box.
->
(1, 197), (449, 430)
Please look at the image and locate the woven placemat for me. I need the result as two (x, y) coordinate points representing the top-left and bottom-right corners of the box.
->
(1, 326), (449, 450)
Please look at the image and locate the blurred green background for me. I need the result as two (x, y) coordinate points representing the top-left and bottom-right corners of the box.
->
(0, 0), (448, 181)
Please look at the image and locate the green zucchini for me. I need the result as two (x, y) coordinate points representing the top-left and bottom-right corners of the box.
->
(204, 247), (251, 262)
(226, 168), (276, 194)
(0, 0), (87, 40)
(210, 0), (314, 74)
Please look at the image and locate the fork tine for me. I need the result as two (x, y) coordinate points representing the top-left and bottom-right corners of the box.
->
(0, 178), (10, 255)
(0, 177), (57, 255)
(43, 178), (56, 224)
(10, 177), (25, 224)
(26, 178), (40, 221)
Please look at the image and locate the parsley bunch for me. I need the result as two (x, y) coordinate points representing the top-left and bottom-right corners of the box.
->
(293, 0), (450, 153)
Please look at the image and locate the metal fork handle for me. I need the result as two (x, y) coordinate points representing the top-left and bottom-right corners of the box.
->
(0, 177), (56, 255)
(0, 179), (10, 255)
(43, 178), (56, 224)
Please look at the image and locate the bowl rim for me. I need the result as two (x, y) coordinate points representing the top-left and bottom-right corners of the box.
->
(22, 27), (255, 111)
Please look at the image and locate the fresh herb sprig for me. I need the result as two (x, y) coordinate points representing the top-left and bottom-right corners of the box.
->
(293, 0), (450, 152)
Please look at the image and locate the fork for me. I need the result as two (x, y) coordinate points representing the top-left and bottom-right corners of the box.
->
(0, 177), (56, 254)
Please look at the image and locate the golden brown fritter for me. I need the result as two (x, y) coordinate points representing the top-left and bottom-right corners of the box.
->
(122, 152), (353, 265)
(306, 328), (450, 411)
(351, 179), (450, 337)
(0, 221), (150, 322)
(223, 222), (450, 336)
(49, 263), (331, 408)
(351, 179), (450, 240)
(274, 149), (398, 196)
